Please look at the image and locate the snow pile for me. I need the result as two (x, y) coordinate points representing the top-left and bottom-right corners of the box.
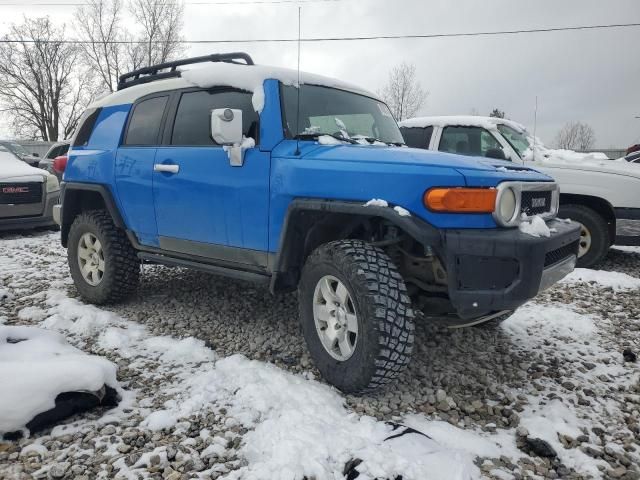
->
(394, 206), (411, 217)
(158, 355), (480, 480)
(518, 215), (551, 237)
(180, 62), (378, 113)
(0, 326), (118, 436)
(561, 268), (640, 291)
(317, 134), (343, 145)
(364, 198), (388, 207)
(523, 145), (610, 164)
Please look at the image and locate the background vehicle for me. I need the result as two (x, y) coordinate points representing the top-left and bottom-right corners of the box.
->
(38, 141), (70, 181)
(0, 147), (60, 231)
(624, 151), (640, 163)
(55, 53), (579, 393)
(0, 141), (40, 167)
(400, 116), (640, 267)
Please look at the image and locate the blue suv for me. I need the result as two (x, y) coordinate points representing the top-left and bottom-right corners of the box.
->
(54, 53), (580, 393)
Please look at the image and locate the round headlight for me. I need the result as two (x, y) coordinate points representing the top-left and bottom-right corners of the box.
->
(46, 174), (59, 193)
(497, 187), (517, 224)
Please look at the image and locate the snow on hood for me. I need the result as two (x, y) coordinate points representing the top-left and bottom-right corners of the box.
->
(180, 62), (379, 113)
(0, 150), (47, 181)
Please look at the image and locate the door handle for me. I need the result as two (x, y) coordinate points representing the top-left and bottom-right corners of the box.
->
(154, 164), (179, 174)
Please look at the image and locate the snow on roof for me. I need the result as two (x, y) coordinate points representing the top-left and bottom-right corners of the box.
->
(0, 326), (119, 435)
(399, 115), (528, 133)
(90, 62), (379, 113)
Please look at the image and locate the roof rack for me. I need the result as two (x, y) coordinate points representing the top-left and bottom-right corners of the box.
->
(117, 52), (254, 91)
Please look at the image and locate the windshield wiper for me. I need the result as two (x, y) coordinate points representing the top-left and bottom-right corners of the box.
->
(356, 136), (405, 147)
(294, 132), (359, 145)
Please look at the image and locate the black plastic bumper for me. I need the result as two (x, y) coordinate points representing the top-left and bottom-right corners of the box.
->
(440, 219), (581, 319)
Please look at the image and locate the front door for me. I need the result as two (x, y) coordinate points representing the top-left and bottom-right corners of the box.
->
(152, 88), (270, 267)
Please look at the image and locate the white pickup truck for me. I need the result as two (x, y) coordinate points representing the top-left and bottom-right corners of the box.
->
(399, 116), (640, 267)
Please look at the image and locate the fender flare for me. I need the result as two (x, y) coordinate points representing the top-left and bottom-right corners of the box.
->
(269, 198), (442, 293)
(60, 182), (126, 246)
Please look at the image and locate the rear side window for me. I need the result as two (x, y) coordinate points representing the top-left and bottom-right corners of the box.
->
(72, 108), (102, 147)
(400, 126), (433, 149)
(124, 96), (169, 146)
(171, 90), (258, 146)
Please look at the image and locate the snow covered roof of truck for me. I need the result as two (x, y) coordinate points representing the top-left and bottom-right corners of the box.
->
(399, 115), (528, 133)
(90, 62), (380, 113)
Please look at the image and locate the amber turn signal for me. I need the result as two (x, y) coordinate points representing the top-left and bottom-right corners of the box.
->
(424, 188), (497, 213)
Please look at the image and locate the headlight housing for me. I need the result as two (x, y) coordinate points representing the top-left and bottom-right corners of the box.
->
(495, 187), (517, 225)
(46, 174), (59, 193)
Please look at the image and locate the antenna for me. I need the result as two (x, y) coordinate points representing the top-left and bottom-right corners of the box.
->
(294, 6), (302, 156)
(532, 95), (538, 161)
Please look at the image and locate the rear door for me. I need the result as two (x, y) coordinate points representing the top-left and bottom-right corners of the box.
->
(115, 94), (169, 247)
(152, 87), (270, 267)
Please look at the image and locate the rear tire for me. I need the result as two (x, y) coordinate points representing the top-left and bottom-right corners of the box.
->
(558, 204), (609, 268)
(298, 240), (414, 394)
(68, 210), (140, 304)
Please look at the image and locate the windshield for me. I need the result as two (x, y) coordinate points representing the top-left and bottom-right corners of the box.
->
(281, 84), (404, 145)
(496, 124), (531, 157)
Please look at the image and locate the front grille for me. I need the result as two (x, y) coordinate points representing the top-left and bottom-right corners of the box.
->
(521, 190), (552, 216)
(544, 241), (579, 267)
(0, 182), (43, 205)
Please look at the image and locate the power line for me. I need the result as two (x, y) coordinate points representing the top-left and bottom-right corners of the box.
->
(0, 0), (341, 5)
(0, 22), (637, 44)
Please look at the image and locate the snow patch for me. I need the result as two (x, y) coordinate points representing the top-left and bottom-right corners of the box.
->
(317, 134), (343, 145)
(518, 215), (551, 237)
(364, 198), (388, 207)
(180, 62), (378, 114)
(393, 206), (411, 217)
(0, 326), (119, 436)
(561, 268), (640, 291)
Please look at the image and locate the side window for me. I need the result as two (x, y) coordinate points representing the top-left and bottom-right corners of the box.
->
(171, 90), (258, 146)
(400, 126), (433, 149)
(124, 96), (168, 146)
(72, 108), (102, 147)
(439, 126), (503, 157)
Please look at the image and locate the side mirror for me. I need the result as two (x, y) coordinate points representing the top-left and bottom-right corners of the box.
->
(32, 152), (39, 157)
(210, 108), (243, 145)
(485, 148), (506, 160)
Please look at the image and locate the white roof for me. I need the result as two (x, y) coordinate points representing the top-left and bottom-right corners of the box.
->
(90, 62), (380, 113)
(399, 115), (527, 133)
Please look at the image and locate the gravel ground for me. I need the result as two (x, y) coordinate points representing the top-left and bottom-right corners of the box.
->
(1, 231), (639, 480)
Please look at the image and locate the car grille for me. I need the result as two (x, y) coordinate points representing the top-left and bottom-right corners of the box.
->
(0, 182), (43, 205)
(544, 241), (579, 267)
(521, 190), (553, 216)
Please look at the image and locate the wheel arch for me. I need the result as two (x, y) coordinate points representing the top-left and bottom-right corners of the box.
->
(60, 182), (126, 247)
(269, 199), (441, 293)
(559, 193), (616, 243)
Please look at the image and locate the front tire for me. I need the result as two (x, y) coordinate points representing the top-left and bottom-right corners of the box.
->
(68, 210), (140, 304)
(558, 204), (609, 268)
(298, 240), (414, 394)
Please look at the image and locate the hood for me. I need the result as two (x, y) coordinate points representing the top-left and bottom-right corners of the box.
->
(297, 143), (553, 183)
(526, 147), (640, 180)
(0, 150), (48, 181)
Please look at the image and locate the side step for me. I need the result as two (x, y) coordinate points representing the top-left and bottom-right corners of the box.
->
(138, 252), (270, 284)
(422, 310), (513, 329)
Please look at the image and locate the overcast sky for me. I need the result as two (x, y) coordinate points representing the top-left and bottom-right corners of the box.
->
(0, 0), (638, 147)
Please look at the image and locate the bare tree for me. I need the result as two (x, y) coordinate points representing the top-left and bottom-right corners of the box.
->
(129, 0), (185, 68)
(379, 62), (427, 121)
(75, 0), (127, 93)
(0, 17), (94, 141)
(554, 121), (596, 150)
(489, 108), (505, 118)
